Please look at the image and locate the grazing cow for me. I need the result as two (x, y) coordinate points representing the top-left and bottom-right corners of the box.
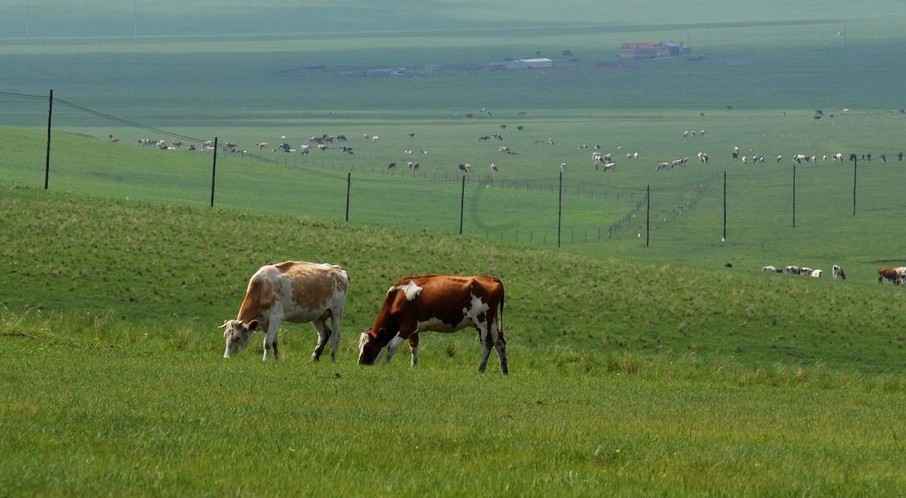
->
(221, 261), (349, 362)
(762, 265), (781, 273)
(358, 275), (508, 374)
(877, 267), (901, 285)
(810, 269), (823, 278)
(832, 264), (846, 280)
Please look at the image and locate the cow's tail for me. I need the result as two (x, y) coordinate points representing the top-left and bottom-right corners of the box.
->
(497, 279), (505, 338)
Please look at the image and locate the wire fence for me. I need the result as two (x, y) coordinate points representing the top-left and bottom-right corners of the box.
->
(3, 90), (668, 248)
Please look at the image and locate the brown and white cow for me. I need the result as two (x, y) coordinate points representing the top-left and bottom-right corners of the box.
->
(877, 267), (901, 285)
(358, 275), (508, 374)
(221, 261), (349, 362)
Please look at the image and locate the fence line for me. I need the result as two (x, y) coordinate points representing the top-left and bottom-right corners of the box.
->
(5, 90), (791, 249)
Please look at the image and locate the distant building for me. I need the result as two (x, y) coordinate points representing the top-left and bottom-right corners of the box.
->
(620, 41), (692, 59)
(505, 58), (553, 69)
(659, 41), (691, 57)
(620, 42), (659, 59)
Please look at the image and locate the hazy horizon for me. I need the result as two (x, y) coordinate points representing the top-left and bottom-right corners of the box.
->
(3, 1), (905, 40)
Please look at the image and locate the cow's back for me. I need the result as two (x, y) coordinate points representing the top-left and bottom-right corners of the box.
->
(386, 274), (503, 328)
(278, 261), (349, 312)
(238, 261), (348, 324)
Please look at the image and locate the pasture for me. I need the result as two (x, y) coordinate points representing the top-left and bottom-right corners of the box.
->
(1, 187), (905, 496)
(2, 1), (906, 495)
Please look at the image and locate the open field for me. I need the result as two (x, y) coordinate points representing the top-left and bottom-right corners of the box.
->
(2, 186), (906, 496)
(3, 183), (906, 371)
(2, 2), (906, 496)
(3, 105), (906, 280)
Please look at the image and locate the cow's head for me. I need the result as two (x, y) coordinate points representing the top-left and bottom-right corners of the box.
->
(357, 329), (386, 365)
(221, 319), (259, 358)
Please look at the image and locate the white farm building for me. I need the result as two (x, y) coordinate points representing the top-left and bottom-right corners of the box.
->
(505, 58), (553, 69)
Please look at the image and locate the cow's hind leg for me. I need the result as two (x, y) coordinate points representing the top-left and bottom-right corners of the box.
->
(310, 320), (331, 362)
(494, 327), (508, 375)
(477, 325), (493, 373)
(328, 311), (342, 363)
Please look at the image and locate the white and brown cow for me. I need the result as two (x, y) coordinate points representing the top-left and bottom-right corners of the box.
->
(221, 261), (349, 362)
(877, 267), (901, 285)
(358, 275), (508, 374)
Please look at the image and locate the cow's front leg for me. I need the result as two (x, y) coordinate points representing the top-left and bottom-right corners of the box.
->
(263, 324), (280, 361)
(408, 334), (420, 367)
(385, 334), (405, 363)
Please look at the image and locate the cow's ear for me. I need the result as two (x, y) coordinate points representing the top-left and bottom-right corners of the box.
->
(247, 320), (259, 331)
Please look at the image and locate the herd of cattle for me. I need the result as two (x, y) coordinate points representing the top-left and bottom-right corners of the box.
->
(762, 263), (906, 285)
(220, 261), (509, 374)
(761, 264), (845, 279)
(119, 120), (905, 180)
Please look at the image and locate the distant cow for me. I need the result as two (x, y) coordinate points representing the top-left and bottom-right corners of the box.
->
(832, 265), (846, 280)
(877, 267), (901, 285)
(898, 267), (906, 283)
(221, 261), (349, 362)
(358, 275), (508, 374)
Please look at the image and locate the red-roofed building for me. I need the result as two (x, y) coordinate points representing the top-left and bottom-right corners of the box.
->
(620, 41), (692, 59)
(620, 42), (659, 59)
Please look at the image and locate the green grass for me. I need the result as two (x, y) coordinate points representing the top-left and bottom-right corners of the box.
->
(2, 306), (904, 497)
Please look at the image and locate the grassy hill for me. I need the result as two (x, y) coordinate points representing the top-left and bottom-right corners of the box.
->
(2, 174), (905, 496)
(2, 172), (904, 373)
